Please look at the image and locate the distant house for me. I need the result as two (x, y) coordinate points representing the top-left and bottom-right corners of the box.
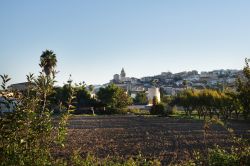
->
(162, 86), (176, 96)
(8, 82), (34, 91)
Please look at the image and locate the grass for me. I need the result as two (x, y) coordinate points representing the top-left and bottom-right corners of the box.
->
(126, 109), (150, 115)
(169, 110), (202, 120)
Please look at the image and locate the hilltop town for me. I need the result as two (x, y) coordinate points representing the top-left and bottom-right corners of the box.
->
(109, 68), (242, 98)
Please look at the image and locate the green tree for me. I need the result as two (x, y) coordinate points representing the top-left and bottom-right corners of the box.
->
(237, 58), (250, 119)
(49, 77), (74, 113)
(0, 51), (69, 165)
(151, 103), (165, 115)
(172, 89), (195, 116)
(74, 85), (92, 107)
(97, 84), (132, 113)
(0, 74), (11, 90)
(88, 85), (94, 93)
(39, 49), (57, 76)
(134, 91), (148, 105)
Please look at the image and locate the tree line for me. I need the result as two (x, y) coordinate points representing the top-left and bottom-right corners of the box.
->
(48, 81), (132, 114)
(171, 58), (250, 120)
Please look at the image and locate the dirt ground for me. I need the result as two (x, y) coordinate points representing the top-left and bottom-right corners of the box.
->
(60, 115), (250, 165)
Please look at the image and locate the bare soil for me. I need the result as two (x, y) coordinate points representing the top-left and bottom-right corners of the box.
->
(58, 115), (250, 165)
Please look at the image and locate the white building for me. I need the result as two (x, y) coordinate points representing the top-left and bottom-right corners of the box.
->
(185, 75), (200, 81)
(112, 68), (131, 83)
(113, 74), (120, 82)
(146, 87), (161, 103)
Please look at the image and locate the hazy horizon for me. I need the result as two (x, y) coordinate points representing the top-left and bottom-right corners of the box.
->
(1, 0), (249, 85)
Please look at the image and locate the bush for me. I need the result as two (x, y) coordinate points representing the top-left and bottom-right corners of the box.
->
(115, 108), (129, 115)
(70, 152), (161, 166)
(208, 144), (250, 166)
(184, 118), (250, 166)
(187, 144), (250, 166)
(0, 51), (69, 166)
(166, 105), (178, 116)
(150, 103), (166, 115)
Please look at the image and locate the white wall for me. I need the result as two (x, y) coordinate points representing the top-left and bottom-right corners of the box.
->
(147, 87), (161, 103)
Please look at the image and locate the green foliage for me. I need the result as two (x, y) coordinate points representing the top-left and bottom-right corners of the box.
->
(151, 103), (165, 115)
(0, 74), (11, 90)
(70, 151), (161, 166)
(88, 85), (94, 92)
(127, 108), (150, 115)
(134, 91), (148, 105)
(74, 85), (92, 108)
(97, 84), (132, 113)
(161, 95), (173, 105)
(172, 89), (196, 116)
(172, 88), (242, 120)
(187, 139), (250, 166)
(208, 145), (250, 166)
(237, 58), (250, 119)
(50, 83), (74, 112)
(0, 50), (69, 166)
(50, 82), (99, 114)
(166, 105), (178, 116)
(39, 50), (57, 76)
(184, 117), (250, 166)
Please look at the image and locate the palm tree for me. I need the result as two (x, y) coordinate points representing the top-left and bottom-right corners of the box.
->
(40, 50), (57, 76)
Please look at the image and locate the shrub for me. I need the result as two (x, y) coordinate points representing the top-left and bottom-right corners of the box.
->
(70, 152), (161, 166)
(151, 103), (166, 115)
(127, 108), (150, 115)
(166, 105), (178, 116)
(0, 51), (69, 166)
(184, 118), (250, 166)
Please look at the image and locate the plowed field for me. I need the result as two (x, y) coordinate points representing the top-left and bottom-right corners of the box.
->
(59, 115), (250, 165)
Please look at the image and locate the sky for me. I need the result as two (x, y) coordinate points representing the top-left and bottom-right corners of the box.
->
(0, 0), (250, 85)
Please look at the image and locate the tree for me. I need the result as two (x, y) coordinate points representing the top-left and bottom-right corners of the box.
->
(172, 89), (195, 116)
(161, 95), (173, 105)
(0, 51), (69, 165)
(226, 91), (242, 119)
(88, 85), (94, 93)
(39, 50), (57, 76)
(74, 85), (92, 108)
(151, 103), (165, 115)
(97, 84), (132, 112)
(134, 92), (148, 105)
(150, 96), (167, 115)
(237, 58), (250, 119)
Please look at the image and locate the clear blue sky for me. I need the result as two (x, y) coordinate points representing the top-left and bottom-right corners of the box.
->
(0, 0), (249, 85)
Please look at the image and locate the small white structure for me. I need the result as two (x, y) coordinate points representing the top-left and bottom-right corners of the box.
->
(146, 87), (161, 103)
